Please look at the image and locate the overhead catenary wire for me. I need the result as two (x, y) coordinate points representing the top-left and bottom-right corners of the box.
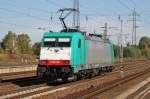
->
(78, 0), (117, 32)
(127, 0), (150, 27)
(117, 0), (132, 11)
(0, 20), (47, 31)
(81, 5), (114, 21)
(7, 2), (52, 14)
(118, 0), (150, 44)
(45, 0), (65, 8)
(121, 0), (150, 41)
(0, 1), (149, 33)
(0, 20), (31, 28)
(6, 0), (54, 14)
(0, 7), (48, 21)
(129, 0), (136, 8)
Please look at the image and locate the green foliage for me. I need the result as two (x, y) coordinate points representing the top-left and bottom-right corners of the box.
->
(123, 47), (142, 58)
(114, 36), (150, 60)
(139, 36), (150, 50)
(0, 31), (36, 63)
(113, 45), (120, 57)
(0, 42), (2, 53)
(1, 31), (33, 55)
(114, 45), (142, 59)
(139, 36), (150, 58)
(17, 33), (32, 54)
(32, 42), (41, 56)
(127, 42), (130, 47)
(2, 31), (17, 53)
(141, 49), (150, 58)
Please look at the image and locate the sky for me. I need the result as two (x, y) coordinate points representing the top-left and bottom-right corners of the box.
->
(0, 0), (150, 45)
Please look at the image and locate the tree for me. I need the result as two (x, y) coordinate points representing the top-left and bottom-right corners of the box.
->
(123, 47), (142, 58)
(17, 33), (32, 54)
(0, 42), (3, 53)
(139, 36), (150, 58)
(127, 42), (130, 47)
(32, 42), (41, 56)
(2, 31), (17, 53)
(139, 37), (150, 50)
(113, 45), (120, 57)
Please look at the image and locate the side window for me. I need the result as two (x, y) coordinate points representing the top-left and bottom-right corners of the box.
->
(78, 39), (81, 48)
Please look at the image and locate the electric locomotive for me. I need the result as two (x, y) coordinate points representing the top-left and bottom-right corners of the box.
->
(37, 8), (115, 81)
(37, 32), (114, 81)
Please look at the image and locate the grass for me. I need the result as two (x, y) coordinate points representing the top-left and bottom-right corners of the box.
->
(0, 53), (37, 67)
(114, 57), (145, 64)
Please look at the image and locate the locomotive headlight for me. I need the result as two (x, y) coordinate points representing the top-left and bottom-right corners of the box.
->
(64, 60), (70, 64)
(39, 60), (47, 65)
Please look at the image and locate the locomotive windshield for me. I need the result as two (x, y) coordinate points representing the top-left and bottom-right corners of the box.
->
(44, 38), (71, 47)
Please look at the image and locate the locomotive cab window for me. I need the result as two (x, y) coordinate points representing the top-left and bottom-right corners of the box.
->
(78, 39), (81, 48)
(58, 38), (71, 47)
(44, 38), (56, 47)
(44, 38), (71, 47)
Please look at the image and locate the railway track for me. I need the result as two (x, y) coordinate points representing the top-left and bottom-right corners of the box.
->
(60, 60), (150, 99)
(0, 60), (149, 99)
(0, 59), (144, 85)
(0, 59), (147, 82)
(0, 72), (120, 99)
(0, 71), (36, 82)
(72, 65), (150, 99)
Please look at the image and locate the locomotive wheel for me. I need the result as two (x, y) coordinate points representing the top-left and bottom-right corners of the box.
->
(62, 77), (68, 82)
(62, 74), (68, 82)
(109, 66), (113, 72)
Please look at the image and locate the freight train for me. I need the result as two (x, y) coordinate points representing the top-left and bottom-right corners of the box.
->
(37, 31), (115, 81)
